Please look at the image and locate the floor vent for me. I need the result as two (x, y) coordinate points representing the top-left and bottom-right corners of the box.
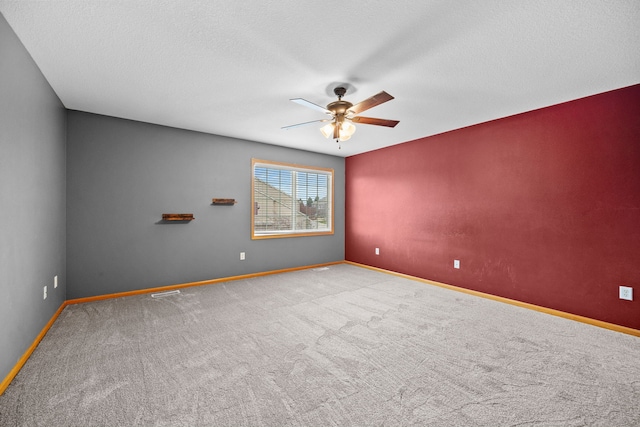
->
(151, 290), (181, 298)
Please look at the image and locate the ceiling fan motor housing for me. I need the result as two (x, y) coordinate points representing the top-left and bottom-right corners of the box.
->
(327, 100), (353, 120)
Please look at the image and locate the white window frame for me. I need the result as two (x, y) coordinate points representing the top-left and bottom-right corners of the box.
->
(251, 159), (334, 239)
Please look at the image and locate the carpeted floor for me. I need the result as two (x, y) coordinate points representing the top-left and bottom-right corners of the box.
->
(1, 263), (639, 426)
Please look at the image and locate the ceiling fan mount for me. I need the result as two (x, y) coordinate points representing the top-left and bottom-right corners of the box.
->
(283, 85), (399, 147)
(333, 86), (347, 100)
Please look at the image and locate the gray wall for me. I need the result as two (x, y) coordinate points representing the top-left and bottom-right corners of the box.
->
(0, 14), (67, 383)
(66, 111), (345, 299)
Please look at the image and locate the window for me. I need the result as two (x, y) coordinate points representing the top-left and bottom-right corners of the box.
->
(252, 159), (333, 239)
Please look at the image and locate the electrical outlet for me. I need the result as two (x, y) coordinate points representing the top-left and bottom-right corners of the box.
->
(54, 275), (58, 289)
(619, 286), (633, 301)
(375, 248), (380, 255)
(240, 252), (246, 260)
(43, 286), (47, 300)
(454, 260), (460, 269)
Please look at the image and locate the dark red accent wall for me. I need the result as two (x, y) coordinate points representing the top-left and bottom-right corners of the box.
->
(346, 84), (640, 330)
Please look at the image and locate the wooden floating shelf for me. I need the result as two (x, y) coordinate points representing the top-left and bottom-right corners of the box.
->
(162, 213), (194, 221)
(211, 198), (237, 205)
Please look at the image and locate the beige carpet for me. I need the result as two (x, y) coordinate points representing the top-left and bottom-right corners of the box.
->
(1, 264), (639, 426)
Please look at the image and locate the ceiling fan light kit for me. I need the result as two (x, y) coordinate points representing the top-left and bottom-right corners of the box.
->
(283, 86), (399, 147)
(320, 121), (356, 141)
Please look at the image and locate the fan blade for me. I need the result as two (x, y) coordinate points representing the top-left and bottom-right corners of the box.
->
(290, 98), (331, 114)
(281, 119), (330, 130)
(348, 91), (394, 115)
(351, 116), (400, 128)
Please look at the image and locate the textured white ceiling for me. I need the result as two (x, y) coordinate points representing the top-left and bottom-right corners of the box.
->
(1, 1), (639, 157)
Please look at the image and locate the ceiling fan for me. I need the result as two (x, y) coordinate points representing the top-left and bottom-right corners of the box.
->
(282, 86), (399, 145)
